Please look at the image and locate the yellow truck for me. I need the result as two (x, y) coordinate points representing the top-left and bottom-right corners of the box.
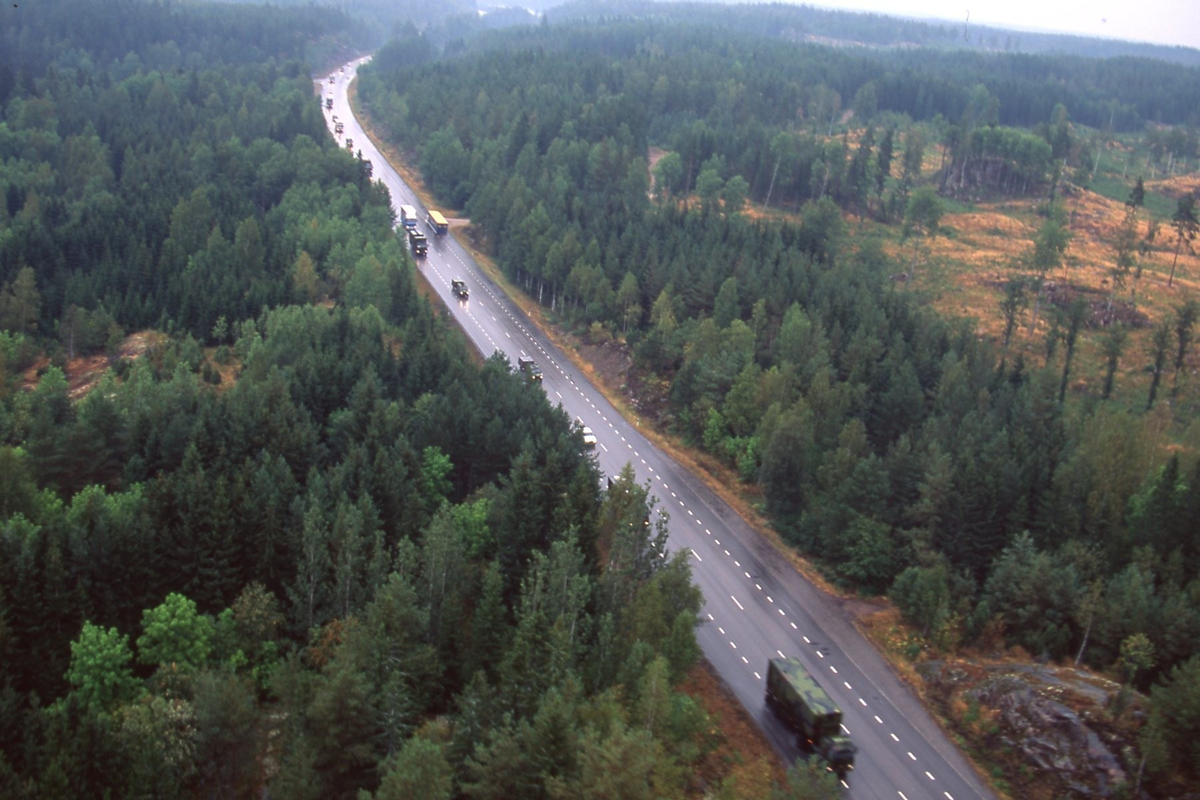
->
(426, 209), (449, 236)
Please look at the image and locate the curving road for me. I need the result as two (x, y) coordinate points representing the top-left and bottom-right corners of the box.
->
(320, 58), (996, 800)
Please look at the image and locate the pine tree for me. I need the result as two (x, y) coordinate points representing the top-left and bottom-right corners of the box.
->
(287, 500), (333, 633)
(1101, 326), (1128, 400)
(1168, 194), (1198, 287)
(1147, 321), (1172, 410)
(1171, 300), (1198, 395)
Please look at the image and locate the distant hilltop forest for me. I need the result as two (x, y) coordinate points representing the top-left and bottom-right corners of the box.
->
(544, 1), (1200, 67)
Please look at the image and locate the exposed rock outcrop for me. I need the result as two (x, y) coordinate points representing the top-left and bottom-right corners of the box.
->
(918, 660), (1134, 799)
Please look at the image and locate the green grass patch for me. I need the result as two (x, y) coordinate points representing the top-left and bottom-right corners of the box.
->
(1089, 172), (1175, 219)
(936, 195), (978, 214)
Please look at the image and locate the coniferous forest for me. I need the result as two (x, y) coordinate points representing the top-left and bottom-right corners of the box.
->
(356, 9), (1200, 789)
(2, 0), (1200, 796)
(0, 2), (714, 798)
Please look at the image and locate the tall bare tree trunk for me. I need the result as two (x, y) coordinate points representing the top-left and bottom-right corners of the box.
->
(764, 154), (781, 208)
(1170, 237), (1184, 287)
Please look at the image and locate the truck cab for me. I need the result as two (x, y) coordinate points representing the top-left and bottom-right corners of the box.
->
(335, 121), (344, 134)
(345, 138), (354, 151)
(326, 98), (333, 110)
(518, 356), (543, 383)
(451, 279), (469, 300)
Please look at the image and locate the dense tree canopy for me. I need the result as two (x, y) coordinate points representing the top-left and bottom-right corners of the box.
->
(0, 3), (731, 798)
(358, 16), (1200, 701)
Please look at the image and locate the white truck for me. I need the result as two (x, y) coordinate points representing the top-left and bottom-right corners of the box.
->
(400, 205), (419, 231)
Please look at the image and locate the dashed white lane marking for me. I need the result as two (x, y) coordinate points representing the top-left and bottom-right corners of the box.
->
(778, 609), (786, 616)
(734, 560), (741, 567)
(844, 681), (853, 690)
(803, 636), (811, 643)
(841, 724), (850, 735)
(777, 650), (786, 658)
(817, 651), (824, 658)
(706, 613), (714, 621)
(830, 666), (838, 674)
(890, 733), (900, 742)
(718, 627), (726, 635)
(366, 122), (963, 796)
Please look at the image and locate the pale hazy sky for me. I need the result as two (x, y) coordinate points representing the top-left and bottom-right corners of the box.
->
(804, 0), (1200, 48)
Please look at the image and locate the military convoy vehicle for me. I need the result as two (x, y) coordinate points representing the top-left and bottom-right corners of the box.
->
(408, 229), (427, 257)
(518, 356), (543, 382)
(766, 657), (856, 776)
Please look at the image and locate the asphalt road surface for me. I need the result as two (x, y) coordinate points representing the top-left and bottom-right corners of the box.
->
(321, 58), (997, 800)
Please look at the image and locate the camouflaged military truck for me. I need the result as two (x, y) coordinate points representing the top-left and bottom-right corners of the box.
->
(766, 657), (857, 776)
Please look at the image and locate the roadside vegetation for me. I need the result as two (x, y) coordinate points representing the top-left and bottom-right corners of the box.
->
(0, 3), (798, 799)
(357, 11), (1200, 797)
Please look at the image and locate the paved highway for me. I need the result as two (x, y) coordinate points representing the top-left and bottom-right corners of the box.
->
(321, 58), (996, 800)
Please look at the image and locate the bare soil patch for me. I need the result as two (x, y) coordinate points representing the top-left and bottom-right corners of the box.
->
(1146, 174), (1200, 200)
(21, 330), (167, 398)
(918, 181), (1199, 406)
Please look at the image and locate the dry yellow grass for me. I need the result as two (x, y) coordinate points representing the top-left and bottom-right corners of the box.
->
(1147, 174), (1200, 200)
(917, 184), (1200, 407)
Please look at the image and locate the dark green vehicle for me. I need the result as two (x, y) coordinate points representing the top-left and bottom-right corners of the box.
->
(766, 657), (857, 776)
(517, 356), (543, 382)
